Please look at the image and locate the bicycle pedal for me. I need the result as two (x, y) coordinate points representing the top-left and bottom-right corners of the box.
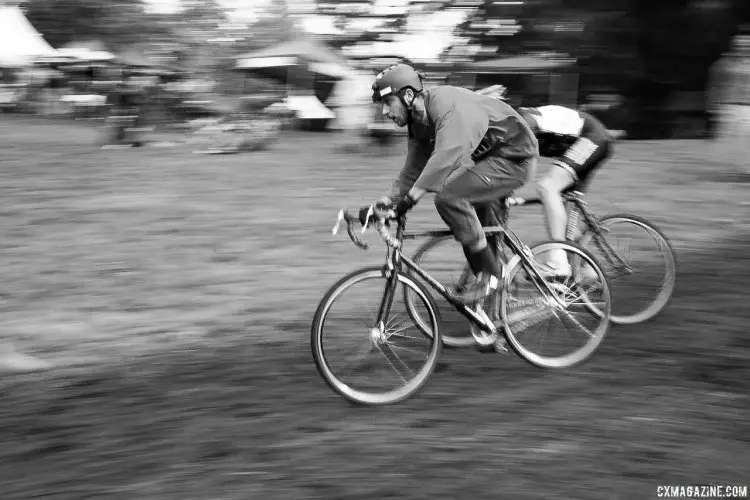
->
(494, 338), (509, 353)
(475, 339), (508, 354)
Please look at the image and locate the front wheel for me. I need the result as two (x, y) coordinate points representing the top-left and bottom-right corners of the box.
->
(578, 214), (676, 324)
(501, 240), (612, 369)
(311, 266), (442, 405)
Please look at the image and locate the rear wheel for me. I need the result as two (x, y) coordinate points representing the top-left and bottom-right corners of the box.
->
(578, 214), (675, 324)
(500, 241), (612, 369)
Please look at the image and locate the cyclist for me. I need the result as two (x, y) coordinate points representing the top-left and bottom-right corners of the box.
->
(361, 63), (539, 304)
(516, 104), (614, 275)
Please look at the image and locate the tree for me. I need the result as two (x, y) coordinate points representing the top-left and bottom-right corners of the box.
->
(312, 0), (412, 51)
(21, 0), (167, 49)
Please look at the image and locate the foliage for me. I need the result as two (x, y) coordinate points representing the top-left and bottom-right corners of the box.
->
(21, 0), (167, 49)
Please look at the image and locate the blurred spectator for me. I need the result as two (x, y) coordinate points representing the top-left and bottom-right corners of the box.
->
(708, 31), (750, 174)
(103, 74), (145, 148)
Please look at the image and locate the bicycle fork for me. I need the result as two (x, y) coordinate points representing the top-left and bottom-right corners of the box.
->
(369, 248), (401, 342)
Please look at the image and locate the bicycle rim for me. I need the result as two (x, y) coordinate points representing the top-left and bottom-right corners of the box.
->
(312, 267), (442, 405)
(579, 214), (676, 324)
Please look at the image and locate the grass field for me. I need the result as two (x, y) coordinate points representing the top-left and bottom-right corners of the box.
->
(0, 115), (748, 500)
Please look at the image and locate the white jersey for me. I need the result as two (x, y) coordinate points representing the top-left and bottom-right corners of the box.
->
(534, 105), (585, 136)
(526, 105), (587, 158)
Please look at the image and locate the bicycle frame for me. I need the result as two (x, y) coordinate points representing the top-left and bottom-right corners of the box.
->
(509, 191), (631, 273)
(372, 215), (562, 336)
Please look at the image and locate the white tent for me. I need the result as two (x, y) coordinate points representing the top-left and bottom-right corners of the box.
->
(0, 6), (59, 67)
(57, 47), (115, 62)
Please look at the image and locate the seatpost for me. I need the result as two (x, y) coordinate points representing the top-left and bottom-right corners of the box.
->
(566, 204), (580, 242)
(565, 192), (585, 242)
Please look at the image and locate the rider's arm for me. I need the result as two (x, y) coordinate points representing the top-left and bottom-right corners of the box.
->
(388, 137), (428, 201)
(411, 94), (488, 194)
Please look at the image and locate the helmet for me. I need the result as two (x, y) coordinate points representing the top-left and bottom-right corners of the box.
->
(371, 63), (424, 103)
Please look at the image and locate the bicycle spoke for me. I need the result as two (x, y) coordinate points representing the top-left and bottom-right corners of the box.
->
(388, 342), (430, 358)
(509, 305), (556, 333)
(535, 314), (551, 352)
(580, 215), (676, 324)
(501, 241), (611, 368)
(559, 309), (596, 338)
(312, 268), (441, 405)
(376, 343), (414, 383)
(387, 331), (423, 342)
(384, 315), (409, 337)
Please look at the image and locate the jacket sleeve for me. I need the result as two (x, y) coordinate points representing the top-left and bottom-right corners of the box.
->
(388, 137), (429, 200)
(412, 94), (489, 193)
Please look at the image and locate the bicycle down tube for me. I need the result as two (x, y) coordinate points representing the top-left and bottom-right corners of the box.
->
(398, 252), (495, 333)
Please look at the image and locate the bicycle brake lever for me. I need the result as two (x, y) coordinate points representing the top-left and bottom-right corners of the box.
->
(332, 210), (345, 235)
(348, 222), (369, 250)
(361, 205), (374, 234)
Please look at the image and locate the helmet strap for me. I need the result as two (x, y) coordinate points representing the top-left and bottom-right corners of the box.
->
(399, 90), (417, 134)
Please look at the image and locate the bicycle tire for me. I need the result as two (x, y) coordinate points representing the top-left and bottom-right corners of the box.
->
(311, 266), (442, 405)
(501, 240), (612, 369)
(578, 214), (676, 324)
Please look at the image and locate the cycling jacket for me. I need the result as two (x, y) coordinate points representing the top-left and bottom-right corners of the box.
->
(390, 85), (538, 198)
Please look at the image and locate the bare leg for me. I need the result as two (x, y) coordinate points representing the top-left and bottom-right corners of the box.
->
(537, 165), (576, 240)
(537, 164), (576, 267)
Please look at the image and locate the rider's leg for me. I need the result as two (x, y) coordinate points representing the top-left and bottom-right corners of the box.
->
(434, 156), (534, 302)
(537, 161), (577, 271)
(538, 129), (612, 271)
(474, 201), (504, 256)
(436, 200), (501, 280)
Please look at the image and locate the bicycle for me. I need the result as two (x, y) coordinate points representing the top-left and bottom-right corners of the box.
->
(311, 205), (612, 405)
(407, 188), (676, 347)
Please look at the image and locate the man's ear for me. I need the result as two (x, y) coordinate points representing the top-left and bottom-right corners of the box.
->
(403, 88), (415, 105)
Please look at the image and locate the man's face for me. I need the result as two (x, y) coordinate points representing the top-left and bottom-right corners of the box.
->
(382, 93), (408, 127)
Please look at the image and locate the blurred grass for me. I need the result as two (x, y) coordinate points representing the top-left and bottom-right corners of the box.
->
(0, 115), (748, 499)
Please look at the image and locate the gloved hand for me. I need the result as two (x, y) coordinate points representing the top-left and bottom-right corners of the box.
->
(359, 196), (397, 226)
(358, 194), (416, 227)
(392, 193), (417, 218)
(375, 196), (393, 210)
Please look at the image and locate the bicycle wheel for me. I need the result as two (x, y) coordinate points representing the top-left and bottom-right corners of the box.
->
(312, 266), (442, 405)
(405, 235), (476, 347)
(578, 214), (676, 324)
(501, 241), (612, 369)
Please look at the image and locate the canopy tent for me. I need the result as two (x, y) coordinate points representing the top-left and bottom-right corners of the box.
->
(235, 38), (351, 106)
(463, 55), (576, 74)
(236, 38), (350, 79)
(237, 55), (349, 80)
(281, 95), (336, 120)
(57, 40), (116, 63)
(115, 49), (159, 68)
(107, 49), (183, 79)
(0, 6), (60, 67)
